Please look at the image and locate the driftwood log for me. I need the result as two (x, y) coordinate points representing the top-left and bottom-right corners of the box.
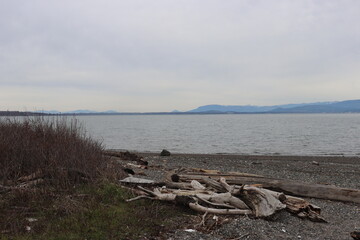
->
(172, 171), (360, 204)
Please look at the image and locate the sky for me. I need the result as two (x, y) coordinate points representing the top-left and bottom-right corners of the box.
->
(1, 0), (359, 112)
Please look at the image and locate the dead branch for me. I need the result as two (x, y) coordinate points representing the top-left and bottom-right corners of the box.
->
(17, 170), (44, 182)
(189, 202), (252, 215)
(195, 195), (236, 209)
(126, 195), (155, 202)
(195, 192), (249, 210)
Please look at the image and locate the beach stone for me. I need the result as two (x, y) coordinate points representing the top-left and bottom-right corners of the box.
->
(312, 161), (319, 166)
(160, 149), (171, 156)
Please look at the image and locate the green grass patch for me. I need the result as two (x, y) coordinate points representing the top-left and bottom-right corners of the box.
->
(1, 182), (190, 240)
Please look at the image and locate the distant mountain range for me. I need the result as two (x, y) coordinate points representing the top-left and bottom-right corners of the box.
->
(2, 100), (359, 116)
(188, 100), (360, 113)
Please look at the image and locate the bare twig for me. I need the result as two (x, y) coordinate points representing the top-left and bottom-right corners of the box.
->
(126, 195), (155, 202)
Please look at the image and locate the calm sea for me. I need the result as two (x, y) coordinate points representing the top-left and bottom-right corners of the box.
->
(76, 114), (360, 156)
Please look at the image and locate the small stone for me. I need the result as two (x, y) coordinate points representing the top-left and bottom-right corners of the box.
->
(312, 161), (319, 166)
(26, 218), (38, 222)
(160, 149), (171, 156)
(251, 162), (262, 165)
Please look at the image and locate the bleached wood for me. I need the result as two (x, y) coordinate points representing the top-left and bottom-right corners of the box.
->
(177, 173), (360, 203)
(240, 186), (286, 217)
(120, 177), (154, 184)
(194, 195), (236, 209)
(196, 192), (250, 210)
(190, 180), (206, 190)
(188, 202), (252, 215)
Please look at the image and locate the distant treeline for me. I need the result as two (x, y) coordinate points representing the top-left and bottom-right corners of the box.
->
(0, 111), (48, 116)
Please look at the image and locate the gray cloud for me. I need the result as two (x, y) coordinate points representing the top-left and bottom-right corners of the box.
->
(1, 0), (359, 111)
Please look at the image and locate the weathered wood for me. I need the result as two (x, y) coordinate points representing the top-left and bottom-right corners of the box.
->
(284, 195), (326, 222)
(238, 186), (286, 217)
(188, 202), (252, 215)
(17, 170), (44, 182)
(195, 192), (249, 210)
(258, 188), (287, 203)
(128, 186), (253, 215)
(18, 179), (45, 188)
(120, 177), (155, 184)
(121, 178), (324, 220)
(194, 195), (237, 209)
(177, 173), (360, 203)
(164, 181), (193, 190)
(191, 180), (206, 190)
(200, 177), (227, 193)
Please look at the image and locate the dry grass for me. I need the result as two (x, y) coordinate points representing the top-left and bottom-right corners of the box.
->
(0, 117), (189, 238)
(0, 116), (105, 188)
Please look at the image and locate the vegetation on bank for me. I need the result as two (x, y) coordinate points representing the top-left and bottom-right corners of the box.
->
(0, 117), (188, 239)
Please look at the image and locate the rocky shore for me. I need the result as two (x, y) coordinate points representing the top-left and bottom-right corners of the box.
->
(134, 152), (360, 240)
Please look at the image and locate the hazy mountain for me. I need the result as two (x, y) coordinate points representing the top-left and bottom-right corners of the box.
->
(188, 101), (336, 113)
(271, 100), (360, 113)
(35, 110), (61, 114)
(30, 100), (360, 115)
(64, 110), (98, 114)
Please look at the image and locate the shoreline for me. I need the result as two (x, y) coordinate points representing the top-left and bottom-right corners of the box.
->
(138, 151), (360, 188)
(129, 151), (360, 164)
(132, 151), (360, 239)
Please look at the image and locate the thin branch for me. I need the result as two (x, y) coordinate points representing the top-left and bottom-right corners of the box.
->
(126, 195), (155, 202)
(195, 195), (236, 209)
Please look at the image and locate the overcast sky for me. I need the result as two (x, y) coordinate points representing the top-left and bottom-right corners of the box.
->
(1, 0), (359, 112)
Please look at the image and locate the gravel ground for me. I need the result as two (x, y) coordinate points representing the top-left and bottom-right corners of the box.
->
(130, 152), (360, 240)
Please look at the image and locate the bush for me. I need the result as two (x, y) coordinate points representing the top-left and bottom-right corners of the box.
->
(0, 116), (105, 188)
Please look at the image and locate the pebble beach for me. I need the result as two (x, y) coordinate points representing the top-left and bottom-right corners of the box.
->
(135, 152), (360, 240)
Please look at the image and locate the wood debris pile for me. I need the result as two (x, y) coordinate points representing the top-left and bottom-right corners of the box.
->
(120, 168), (332, 222)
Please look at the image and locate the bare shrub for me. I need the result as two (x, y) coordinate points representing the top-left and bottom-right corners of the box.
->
(0, 116), (106, 188)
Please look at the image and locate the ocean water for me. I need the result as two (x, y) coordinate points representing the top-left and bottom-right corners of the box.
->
(76, 114), (360, 156)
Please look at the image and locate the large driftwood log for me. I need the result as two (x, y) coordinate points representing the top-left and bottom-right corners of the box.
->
(175, 173), (360, 203)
